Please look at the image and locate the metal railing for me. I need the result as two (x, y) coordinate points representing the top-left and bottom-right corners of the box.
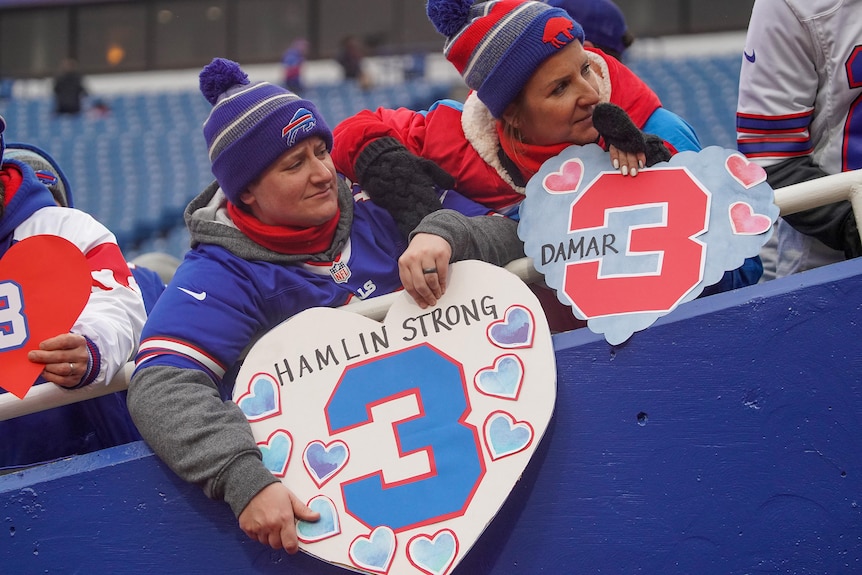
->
(2, 169), (860, 421)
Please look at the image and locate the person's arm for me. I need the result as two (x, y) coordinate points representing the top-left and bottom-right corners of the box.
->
(736, 0), (818, 167)
(641, 107), (702, 153)
(736, 1), (860, 258)
(331, 106), (428, 183)
(128, 363), (318, 552)
(127, 255), (320, 551)
(21, 207), (146, 387)
(413, 210), (523, 266)
(352, 136), (454, 238)
(398, 210), (523, 307)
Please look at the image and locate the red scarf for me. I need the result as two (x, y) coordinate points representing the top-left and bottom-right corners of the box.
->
(0, 165), (23, 207)
(497, 122), (570, 182)
(227, 202), (340, 255)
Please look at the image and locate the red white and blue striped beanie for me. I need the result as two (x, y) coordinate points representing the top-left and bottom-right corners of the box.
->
(427, 0), (584, 118)
(199, 57), (332, 205)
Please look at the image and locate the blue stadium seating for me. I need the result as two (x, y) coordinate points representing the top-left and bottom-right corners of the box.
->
(627, 55), (742, 150)
(0, 55), (743, 262)
(0, 79), (452, 260)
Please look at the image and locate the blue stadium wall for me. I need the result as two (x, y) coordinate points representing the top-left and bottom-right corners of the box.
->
(2, 259), (861, 574)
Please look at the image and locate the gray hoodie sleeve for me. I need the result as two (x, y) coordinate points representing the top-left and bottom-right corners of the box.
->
(127, 365), (278, 518)
(410, 210), (525, 266)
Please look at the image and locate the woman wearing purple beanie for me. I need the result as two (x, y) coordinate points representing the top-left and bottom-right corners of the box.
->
(127, 57), (526, 553)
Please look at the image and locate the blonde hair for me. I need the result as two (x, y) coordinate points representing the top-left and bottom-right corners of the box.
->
(500, 99), (528, 172)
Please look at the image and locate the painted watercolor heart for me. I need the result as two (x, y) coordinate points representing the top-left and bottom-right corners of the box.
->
(474, 355), (524, 400)
(726, 153), (767, 189)
(350, 526), (397, 574)
(542, 158), (584, 194)
(487, 305), (534, 349)
(298, 496), (341, 543)
(729, 201), (772, 235)
(233, 261), (556, 574)
(258, 429), (292, 477)
(0, 235), (91, 398)
(304, 440), (349, 487)
(407, 529), (459, 575)
(235, 373), (281, 421)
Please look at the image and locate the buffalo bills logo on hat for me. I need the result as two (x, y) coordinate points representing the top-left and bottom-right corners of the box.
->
(282, 108), (317, 147)
(35, 170), (58, 187)
(543, 16), (576, 49)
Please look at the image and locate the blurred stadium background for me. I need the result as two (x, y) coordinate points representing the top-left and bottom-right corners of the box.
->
(0, 0), (756, 262)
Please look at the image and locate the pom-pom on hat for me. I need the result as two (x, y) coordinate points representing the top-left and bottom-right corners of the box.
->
(547, 0), (628, 58)
(427, 0), (584, 118)
(200, 57), (333, 205)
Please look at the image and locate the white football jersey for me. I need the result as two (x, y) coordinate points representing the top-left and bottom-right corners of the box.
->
(737, 0), (862, 174)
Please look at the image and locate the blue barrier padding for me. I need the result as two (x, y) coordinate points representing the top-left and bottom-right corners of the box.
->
(2, 259), (861, 574)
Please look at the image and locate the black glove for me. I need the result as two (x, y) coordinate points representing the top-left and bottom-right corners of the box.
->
(355, 137), (455, 239)
(592, 102), (672, 167)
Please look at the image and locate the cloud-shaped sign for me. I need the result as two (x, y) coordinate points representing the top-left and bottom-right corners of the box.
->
(519, 144), (777, 344)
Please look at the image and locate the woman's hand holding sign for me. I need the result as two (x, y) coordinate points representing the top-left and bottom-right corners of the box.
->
(238, 482), (319, 554)
(398, 232), (452, 309)
(26, 333), (89, 388)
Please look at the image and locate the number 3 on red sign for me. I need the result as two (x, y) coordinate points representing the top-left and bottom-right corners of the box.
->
(0, 282), (29, 350)
(564, 170), (710, 317)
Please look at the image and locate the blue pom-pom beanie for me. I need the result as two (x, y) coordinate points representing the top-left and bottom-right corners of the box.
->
(427, 0), (584, 118)
(199, 57), (333, 205)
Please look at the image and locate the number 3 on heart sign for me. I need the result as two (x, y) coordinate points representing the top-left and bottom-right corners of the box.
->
(328, 345), (484, 531)
(233, 260), (557, 574)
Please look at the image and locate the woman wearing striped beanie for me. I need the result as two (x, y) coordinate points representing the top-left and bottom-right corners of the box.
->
(331, 0), (761, 330)
(333, 0), (690, 225)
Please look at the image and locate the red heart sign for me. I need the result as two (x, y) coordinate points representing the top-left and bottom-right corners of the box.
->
(0, 235), (91, 398)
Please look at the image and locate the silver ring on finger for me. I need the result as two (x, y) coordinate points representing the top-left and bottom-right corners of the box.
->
(422, 267), (438, 275)
(69, 362), (75, 375)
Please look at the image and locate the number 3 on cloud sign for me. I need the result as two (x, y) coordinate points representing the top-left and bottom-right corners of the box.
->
(519, 144), (778, 344)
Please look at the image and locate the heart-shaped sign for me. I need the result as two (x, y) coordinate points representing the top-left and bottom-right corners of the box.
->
(233, 260), (555, 574)
(0, 235), (91, 398)
(519, 144), (779, 345)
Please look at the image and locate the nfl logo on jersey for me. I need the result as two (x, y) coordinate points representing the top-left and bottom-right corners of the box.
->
(329, 261), (351, 284)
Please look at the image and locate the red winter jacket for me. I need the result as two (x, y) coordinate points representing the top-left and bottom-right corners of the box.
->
(332, 48), (662, 215)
